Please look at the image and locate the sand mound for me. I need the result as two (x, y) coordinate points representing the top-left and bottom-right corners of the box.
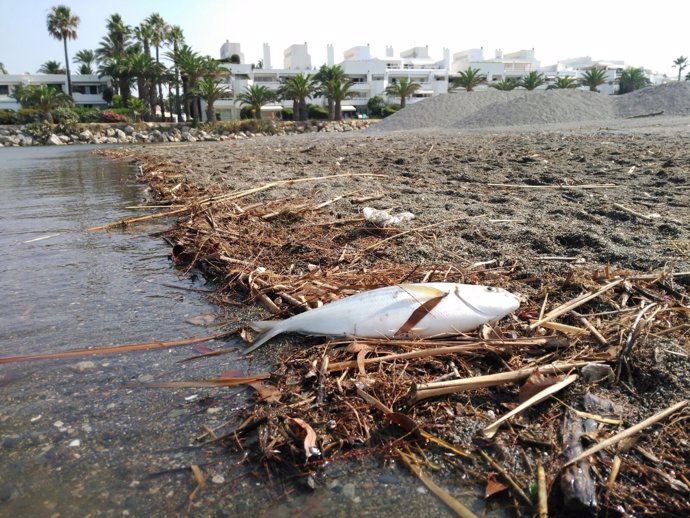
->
(616, 81), (690, 117)
(371, 82), (690, 132)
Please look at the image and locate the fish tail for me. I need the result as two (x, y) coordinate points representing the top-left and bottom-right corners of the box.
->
(245, 320), (283, 353)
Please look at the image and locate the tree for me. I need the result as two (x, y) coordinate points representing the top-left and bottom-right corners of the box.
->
(128, 51), (157, 118)
(236, 84), (274, 119)
(166, 25), (184, 121)
(385, 77), (421, 108)
(547, 76), (578, 89)
(229, 54), (241, 64)
(617, 67), (650, 94)
(11, 84), (73, 123)
(46, 5), (80, 97)
(278, 73), (317, 121)
(73, 49), (95, 74)
(146, 13), (170, 118)
(450, 67), (485, 92)
(0, 63), (8, 74)
(580, 67), (607, 92)
(367, 95), (385, 117)
(97, 14), (133, 105)
(672, 56), (687, 82)
(196, 76), (231, 121)
(489, 77), (518, 91)
(315, 65), (352, 120)
(519, 71), (546, 90)
(38, 60), (65, 74)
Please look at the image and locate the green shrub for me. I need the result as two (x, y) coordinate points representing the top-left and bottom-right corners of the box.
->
(75, 107), (102, 123)
(53, 107), (80, 134)
(240, 106), (253, 119)
(111, 94), (124, 108)
(238, 119), (276, 135)
(382, 104), (400, 117)
(281, 107), (293, 121)
(23, 120), (54, 142)
(213, 120), (242, 134)
(0, 109), (17, 125)
(307, 103), (329, 120)
(16, 108), (43, 124)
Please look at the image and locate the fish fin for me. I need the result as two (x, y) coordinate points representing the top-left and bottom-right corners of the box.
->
(398, 284), (447, 302)
(245, 320), (284, 353)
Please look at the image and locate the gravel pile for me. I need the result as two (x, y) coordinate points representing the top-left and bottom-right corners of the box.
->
(616, 81), (690, 117)
(371, 82), (690, 132)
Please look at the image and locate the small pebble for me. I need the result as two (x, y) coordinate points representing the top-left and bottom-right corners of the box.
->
(211, 474), (225, 484)
(72, 361), (96, 372)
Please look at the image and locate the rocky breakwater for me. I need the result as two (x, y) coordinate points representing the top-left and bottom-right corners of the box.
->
(0, 119), (374, 148)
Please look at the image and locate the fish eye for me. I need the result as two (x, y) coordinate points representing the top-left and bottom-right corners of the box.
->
(485, 287), (496, 292)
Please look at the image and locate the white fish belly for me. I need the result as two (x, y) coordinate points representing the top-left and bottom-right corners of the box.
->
(279, 284), (494, 339)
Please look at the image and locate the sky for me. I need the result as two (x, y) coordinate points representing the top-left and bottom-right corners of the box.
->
(1, 0), (687, 78)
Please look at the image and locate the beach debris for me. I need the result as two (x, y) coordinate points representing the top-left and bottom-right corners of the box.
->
(362, 206), (415, 227)
(561, 409), (598, 513)
(245, 283), (520, 352)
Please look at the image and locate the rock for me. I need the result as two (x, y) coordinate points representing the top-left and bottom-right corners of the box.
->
(114, 128), (127, 140)
(72, 361), (96, 372)
(106, 137), (118, 144)
(105, 128), (115, 137)
(0, 135), (12, 144)
(45, 134), (64, 146)
(78, 130), (93, 142)
(124, 125), (134, 135)
(581, 363), (614, 384)
(59, 135), (70, 143)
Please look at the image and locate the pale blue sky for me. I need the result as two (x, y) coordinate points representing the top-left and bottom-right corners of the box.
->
(0, 0), (686, 78)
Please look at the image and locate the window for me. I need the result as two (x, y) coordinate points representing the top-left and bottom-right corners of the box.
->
(372, 75), (384, 81)
(0, 85), (9, 95)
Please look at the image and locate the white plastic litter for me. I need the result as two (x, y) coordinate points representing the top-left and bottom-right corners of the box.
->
(362, 207), (415, 227)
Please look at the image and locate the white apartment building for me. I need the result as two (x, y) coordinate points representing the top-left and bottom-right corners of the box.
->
(0, 74), (110, 111)
(213, 42), (451, 120)
(209, 41), (669, 121)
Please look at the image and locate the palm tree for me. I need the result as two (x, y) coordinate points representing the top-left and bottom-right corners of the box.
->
(166, 25), (184, 121)
(128, 51), (157, 118)
(672, 56), (687, 82)
(315, 65), (352, 120)
(97, 14), (133, 104)
(489, 78), (518, 91)
(0, 63), (8, 74)
(278, 73), (317, 121)
(46, 5), (80, 97)
(580, 67), (608, 92)
(236, 84), (274, 119)
(196, 77), (231, 121)
(450, 67), (485, 92)
(519, 71), (546, 91)
(385, 77), (421, 108)
(73, 49), (95, 74)
(11, 84), (72, 123)
(330, 78), (354, 120)
(617, 67), (650, 94)
(38, 60), (65, 74)
(547, 76), (578, 89)
(146, 13), (170, 118)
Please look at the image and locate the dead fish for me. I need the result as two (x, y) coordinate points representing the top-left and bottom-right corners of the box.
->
(245, 283), (520, 352)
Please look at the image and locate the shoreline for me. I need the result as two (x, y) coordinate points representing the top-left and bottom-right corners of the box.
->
(0, 119), (373, 148)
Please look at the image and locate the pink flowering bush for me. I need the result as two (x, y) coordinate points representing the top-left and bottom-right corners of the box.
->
(101, 111), (126, 123)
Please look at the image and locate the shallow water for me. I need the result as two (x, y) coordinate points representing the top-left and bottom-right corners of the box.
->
(0, 146), (246, 515)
